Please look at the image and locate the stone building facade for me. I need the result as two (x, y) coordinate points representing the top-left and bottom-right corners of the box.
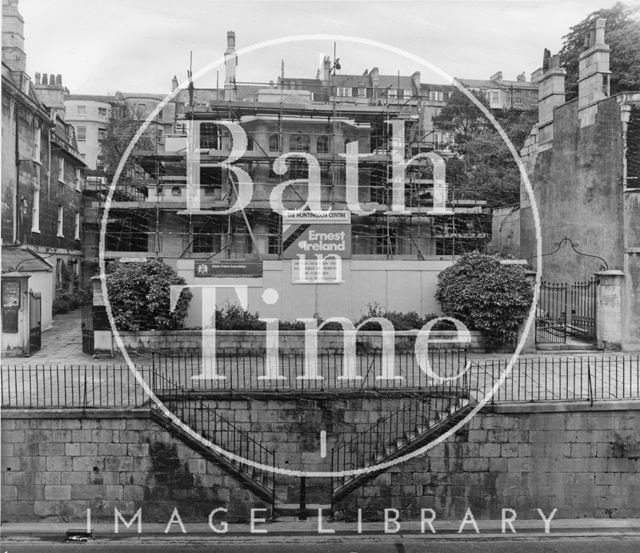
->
(1, 0), (86, 337)
(505, 19), (640, 350)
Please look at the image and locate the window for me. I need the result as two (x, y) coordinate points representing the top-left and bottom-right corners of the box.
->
(429, 90), (444, 102)
(98, 106), (107, 117)
(76, 104), (86, 114)
(31, 183), (40, 233)
(200, 122), (220, 149)
(58, 157), (65, 183)
(76, 126), (86, 141)
(96, 154), (105, 173)
(192, 223), (223, 254)
(157, 108), (163, 121)
(74, 212), (80, 240)
(268, 134), (280, 152)
(358, 88), (367, 98)
(156, 127), (164, 143)
(404, 89), (413, 100)
(247, 136), (254, 151)
(137, 103), (146, 118)
(75, 168), (83, 191)
(32, 125), (41, 162)
(316, 135), (329, 154)
(98, 128), (106, 141)
(57, 206), (64, 237)
(388, 89), (398, 99)
(288, 159), (307, 179)
(336, 87), (351, 97)
(290, 134), (310, 152)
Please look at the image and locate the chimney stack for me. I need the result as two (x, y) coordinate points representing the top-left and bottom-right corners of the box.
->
(578, 18), (610, 125)
(171, 75), (178, 91)
(537, 51), (565, 144)
(224, 30), (237, 101)
(490, 71), (503, 82)
(318, 55), (331, 83)
(2, 0), (27, 74)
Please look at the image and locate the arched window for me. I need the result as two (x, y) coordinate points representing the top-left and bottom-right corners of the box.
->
(290, 133), (310, 152)
(268, 134), (280, 152)
(316, 135), (329, 153)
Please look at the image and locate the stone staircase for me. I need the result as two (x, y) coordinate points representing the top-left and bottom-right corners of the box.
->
(331, 392), (474, 504)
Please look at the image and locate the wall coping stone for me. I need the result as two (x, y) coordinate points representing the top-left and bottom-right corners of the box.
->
(486, 399), (640, 414)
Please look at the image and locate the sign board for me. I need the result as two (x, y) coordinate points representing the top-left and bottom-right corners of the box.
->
(281, 210), (351, 259)
(1, 280), (21, 333)
(194, 260), (263, 278)
(291, 257), (342, 284)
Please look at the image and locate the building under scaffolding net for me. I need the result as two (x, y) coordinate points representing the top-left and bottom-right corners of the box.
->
(84, 82), (492, 267)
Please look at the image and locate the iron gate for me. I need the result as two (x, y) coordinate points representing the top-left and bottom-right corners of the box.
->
(535, 278), (597, 344)
(28, 292), (41, 354)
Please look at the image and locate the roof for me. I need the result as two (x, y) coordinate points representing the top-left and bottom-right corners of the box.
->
(65, 94), (114, 102)
(1, 248), (53, 273)
(458, 78), (536, 90)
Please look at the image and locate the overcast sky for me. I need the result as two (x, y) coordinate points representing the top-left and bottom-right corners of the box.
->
(18, 0), (616, 95)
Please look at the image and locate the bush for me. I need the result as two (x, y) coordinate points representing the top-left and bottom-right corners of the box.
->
(215, 304), (266, 330)
(105, 259), (192, 331)
(435, 253), (533, 349)
(355, 303), (453, 331)
(52, 297), (71, 315)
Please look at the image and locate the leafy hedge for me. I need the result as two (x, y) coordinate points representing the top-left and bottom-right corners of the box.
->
(211, 302), (451, 331)
(105, 259), (192, 331)
(435, 253), (533, 349)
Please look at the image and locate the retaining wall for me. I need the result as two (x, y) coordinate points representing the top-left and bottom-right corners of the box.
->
(2, 402), (639, 522)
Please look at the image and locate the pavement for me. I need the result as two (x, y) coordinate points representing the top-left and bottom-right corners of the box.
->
(2, 517), (640, 542)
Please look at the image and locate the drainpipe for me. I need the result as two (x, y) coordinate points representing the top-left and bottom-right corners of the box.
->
(14, 103), (20, 244)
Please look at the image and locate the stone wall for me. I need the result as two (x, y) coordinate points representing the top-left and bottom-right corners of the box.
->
(2, 403), (639, 522)
(116, 329), (487, 354)
(337, 403), (640, 519)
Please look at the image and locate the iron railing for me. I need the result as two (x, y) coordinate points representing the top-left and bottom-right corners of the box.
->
(330, 374), (472, 492)
(151, 349), (468, 393)
(151, 371), (276, 497)
(2, 353), (640, 409)
(0, 363), (153, 409)
(470, 354), (640, 404)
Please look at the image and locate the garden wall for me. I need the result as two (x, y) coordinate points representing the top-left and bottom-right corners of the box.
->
(116, 329), (487, 354)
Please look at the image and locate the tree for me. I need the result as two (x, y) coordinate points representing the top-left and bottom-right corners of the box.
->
(101, 99), (155, 199)
(559, 2), (640, 101)
(438, 94), (537, 207)
(435, 253), (533, 349)
(105, 259), (192, 331)
(433, 90), (489, 142)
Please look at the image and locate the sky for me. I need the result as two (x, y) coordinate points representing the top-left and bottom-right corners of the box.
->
(17, 0), (622, 96)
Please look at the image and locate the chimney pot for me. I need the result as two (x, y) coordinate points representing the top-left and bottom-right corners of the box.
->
(35, 72), (41, 85)
(41, 73), (48, 85)
(49, 74), (56, 87)
(595, 18), (606, 45)
(56, 74), (62, 86)
(227, 30), (236, 50)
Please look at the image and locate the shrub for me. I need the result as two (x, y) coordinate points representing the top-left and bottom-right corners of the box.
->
(215, 304), (266, 330)
(355, 303), (453, 331)
(105, 259), (192, 331)
(435, 253), (533, 349)
(52, 298), (71, 315)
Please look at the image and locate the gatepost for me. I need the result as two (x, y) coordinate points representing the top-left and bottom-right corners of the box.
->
(595, 270), (625, 351)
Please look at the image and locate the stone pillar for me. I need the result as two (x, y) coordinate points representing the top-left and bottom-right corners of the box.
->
(91, 276), (113, 357)
(595, 270), (624, 351)
(517, 269), (537, 353)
